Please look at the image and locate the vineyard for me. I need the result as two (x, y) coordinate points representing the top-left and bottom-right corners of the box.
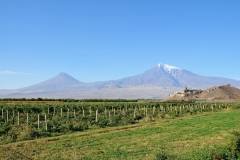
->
(1, 100), (239, 145)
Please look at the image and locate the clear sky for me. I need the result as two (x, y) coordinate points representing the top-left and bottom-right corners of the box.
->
(1, 0), (240, 89)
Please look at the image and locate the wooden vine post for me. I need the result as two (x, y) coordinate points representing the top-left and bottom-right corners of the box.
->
(146, 107), (148, 120)
(38, 114), (40, 129)
(90, 106), (92, 116)
(95, 109), (98, 122)
(45, 114), (47, 131)
(18, 112), (20, 126)
(74, 109), (76, 119)
(12, 110), (15, 124)
(12, 110), (15, 119)
(67, 108), (69, 119)
(7, 110), (8, 122)
(153, 106), (155, 115)
(27, 112), (28, 125)
(134, 107), (136, 119)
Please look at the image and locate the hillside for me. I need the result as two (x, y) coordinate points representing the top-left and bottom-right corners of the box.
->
(167, 84), (240, 101)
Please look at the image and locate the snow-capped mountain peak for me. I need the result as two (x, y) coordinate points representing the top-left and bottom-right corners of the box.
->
(157, 63), (181, 72)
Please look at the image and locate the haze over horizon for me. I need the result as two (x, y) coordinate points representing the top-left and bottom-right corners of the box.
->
(1, 1), (240, 89)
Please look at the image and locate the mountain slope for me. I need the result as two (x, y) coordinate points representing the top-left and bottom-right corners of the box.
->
(199, 84), (240, 100)
(114, 64), (182, 87)
(16, 72), (84, 93)
(113, 64), (240, 89)
(166, 84), (240, 101)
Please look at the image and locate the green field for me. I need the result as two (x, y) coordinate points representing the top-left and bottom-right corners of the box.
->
(1, 103), (240, 159)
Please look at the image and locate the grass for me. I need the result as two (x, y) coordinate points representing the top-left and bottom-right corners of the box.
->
(1, 109), (240, 159)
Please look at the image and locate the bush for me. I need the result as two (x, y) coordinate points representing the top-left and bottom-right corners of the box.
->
(207, 131), (240, 160)
(156, 148), (176, 160)
(97, 118), (109, 128)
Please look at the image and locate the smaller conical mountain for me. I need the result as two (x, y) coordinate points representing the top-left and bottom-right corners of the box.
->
(17, 72), (83, 93)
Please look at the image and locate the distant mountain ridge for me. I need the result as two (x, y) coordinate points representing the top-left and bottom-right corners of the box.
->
(1, 63), (240, 99)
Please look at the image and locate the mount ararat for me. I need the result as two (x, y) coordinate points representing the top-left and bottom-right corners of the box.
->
(1, 64), (240, 99)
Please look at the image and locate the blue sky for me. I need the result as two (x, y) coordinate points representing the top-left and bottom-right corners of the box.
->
(1, 0), (240, 89)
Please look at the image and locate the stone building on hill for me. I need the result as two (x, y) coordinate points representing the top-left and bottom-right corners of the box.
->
(169, 87), (202, 97)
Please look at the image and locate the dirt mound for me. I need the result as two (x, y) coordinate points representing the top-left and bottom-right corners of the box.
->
(199, 84), (240, 100)
(166, 84), (240, 101)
